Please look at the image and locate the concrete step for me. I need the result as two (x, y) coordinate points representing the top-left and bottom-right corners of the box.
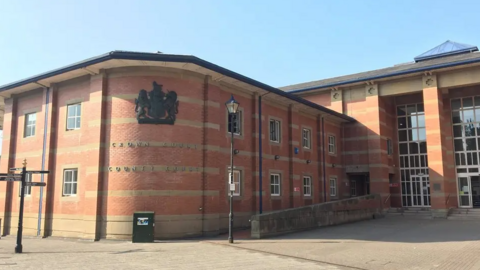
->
(448, 215), (480, 220)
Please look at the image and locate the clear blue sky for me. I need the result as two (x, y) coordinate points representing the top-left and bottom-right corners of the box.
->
(1, 0), (480, 88)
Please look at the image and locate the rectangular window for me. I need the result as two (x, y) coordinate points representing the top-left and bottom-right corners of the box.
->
(270, 119), (281, 143)
(328, 135), (336, 154)
(67, 103), (81, 130)
(302, 128), (311, 149)
(270, 174), (281, 196)
(63, 169), (78, 196)
(350, 180), (356, 196)
(228, 170), (241, 196)
(330, 177), (337, 197)
(303, 176), (312, 196)
(24, 113), (36, 137)
(227, 111), (242, 135)
(19, 173), (32, 197)
(387, 139), (393, 155)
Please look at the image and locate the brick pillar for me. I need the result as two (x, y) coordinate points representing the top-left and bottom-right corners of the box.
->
(250, 92), (258, 213)
(287, 105), (295, 208)
(81, 72), (107, 239)
(364, 84), (390, 208)
(422, 75), (454, 217)
(39, 85), (57, 237)
(330, 89), (343, 113)
(0, 96), (18, 235)
(316, 115), (323, 204)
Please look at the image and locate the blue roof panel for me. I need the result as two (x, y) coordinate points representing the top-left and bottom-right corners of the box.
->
(414, 40), (478, 62)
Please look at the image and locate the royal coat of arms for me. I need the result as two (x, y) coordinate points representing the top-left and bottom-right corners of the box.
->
(134, 81), (179, 124)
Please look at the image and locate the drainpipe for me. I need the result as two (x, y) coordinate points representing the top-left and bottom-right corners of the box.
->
(322, 116), (326, 202)
(37, 86), (49, 236)
(258, 92), (270, 214)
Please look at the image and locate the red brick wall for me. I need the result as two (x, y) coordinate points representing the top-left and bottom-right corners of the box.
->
(0, 68), (347, 239)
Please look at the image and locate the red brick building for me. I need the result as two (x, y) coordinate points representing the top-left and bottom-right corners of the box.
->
(1, 40), (480, 240)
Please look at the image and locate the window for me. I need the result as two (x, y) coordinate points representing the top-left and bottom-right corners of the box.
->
(329, 177), (337, 197)
(63, 169), (78, 196)
(270, 119), (280, 143)
(387, 139), (393, 155)
(350, 180), (356, 196)
(228, 170), (241, 196)
(67, 103), (81, 130)
(397, 103), (430, 207)
(328, 135), (336, 154)
(270, 174), (281, 196)
(302, 128), (311, 149)
(24, 113), (36, 137)
(19, 173), (32, 197)
(303, 176), (312, 196)
(227, 111), (242, 135)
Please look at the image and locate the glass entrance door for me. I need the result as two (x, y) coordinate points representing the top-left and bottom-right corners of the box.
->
(458, 176), (472, 208)
(471, 176), (480, 208)
(410, 175), (430, 207)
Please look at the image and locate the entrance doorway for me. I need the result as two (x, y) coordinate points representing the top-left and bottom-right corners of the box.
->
(458, 175), (480, 208)
(409, 175), (430, 207)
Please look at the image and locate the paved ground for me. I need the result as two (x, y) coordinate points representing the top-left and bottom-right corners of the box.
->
(1, 216), (480, 269)
(208, 216), (480, 270)
(0, 235), (345, 269)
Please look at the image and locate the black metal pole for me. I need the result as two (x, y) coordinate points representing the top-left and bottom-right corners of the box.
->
(15, 160), (26, 253)
(258, 95), (262, 214)
(228, 114), (234, 244)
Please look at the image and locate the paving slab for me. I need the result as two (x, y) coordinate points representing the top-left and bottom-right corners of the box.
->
(0, 235), (347, 269)
(207, 216), (480, 270)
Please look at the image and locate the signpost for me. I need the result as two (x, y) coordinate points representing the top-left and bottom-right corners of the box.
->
(0, 159), (49, 253)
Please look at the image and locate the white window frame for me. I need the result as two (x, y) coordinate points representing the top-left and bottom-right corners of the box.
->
(67, 103), (81, 130)
(24, 113), (36, 137)
(270, 173), (281, 196)
(328, 135), (336, 154)
(302, 128), (311, 149)
(270, 119), (281, 143)
(303, 176), (312, 196)
(329, 177), (337, 197)
(350, 179), (357, 196)
(19, 173), (32, 197)
(227, 111), (242, 135)
(228, 169), (241, 196)
(63, 169), (78, 196)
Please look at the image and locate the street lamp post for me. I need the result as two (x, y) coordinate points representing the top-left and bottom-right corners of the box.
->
(225, 95), (239, 244)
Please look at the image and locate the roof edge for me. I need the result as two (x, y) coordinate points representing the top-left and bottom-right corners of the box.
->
(0, 51), (356, 122)
(288, 55), (480, 94)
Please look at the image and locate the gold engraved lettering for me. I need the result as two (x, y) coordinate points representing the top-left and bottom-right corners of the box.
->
(116, 167), (121, 172)
(137, 142), (142, 147)
(119, 143), (123, 147)
(112, 143), (116, 147)
(124, 167), (129, 172)
(127, 142), (133, 147)
(142, 166), (145, 171)
(132, 166), (136, 171)
(108, 167), (113, 172)
(145, 142), (149, 147)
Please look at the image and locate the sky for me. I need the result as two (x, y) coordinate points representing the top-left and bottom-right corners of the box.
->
(1, 0), (480, 89)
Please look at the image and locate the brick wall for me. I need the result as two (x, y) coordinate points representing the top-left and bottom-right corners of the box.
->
(0, 67), (346, 240)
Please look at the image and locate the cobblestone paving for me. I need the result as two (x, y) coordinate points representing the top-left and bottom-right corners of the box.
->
(208, 217), (480, 270)
(0, 236), (347, 270)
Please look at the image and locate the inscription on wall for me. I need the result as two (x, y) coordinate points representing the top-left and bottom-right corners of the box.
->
(108, 166), (201, 172)
(110, 141), (197, 149)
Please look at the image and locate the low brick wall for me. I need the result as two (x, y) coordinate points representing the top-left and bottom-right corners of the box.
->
(250, 194), (383, 238)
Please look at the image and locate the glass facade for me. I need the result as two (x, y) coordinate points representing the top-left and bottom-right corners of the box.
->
(451, 96), (480, 208)
(397, 103), (431, 207)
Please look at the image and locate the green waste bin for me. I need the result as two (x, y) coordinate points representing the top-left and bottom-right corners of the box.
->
(132, 211), (155, 243)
